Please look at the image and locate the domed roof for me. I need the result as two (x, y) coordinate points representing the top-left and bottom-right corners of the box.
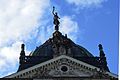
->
(31, 31), (93, 57)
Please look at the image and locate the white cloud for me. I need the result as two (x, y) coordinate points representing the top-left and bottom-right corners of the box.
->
(0, 0), (50, 47)
(66, 0), (107, 8)
(60, 16), (79, 42)
(0, 41), (30, 77)
(0, 41), (22, 77)
(0, 0), (50, 77)
(36, 25), (53, 44)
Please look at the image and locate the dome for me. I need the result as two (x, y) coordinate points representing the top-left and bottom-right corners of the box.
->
(31, 31), (93, 57)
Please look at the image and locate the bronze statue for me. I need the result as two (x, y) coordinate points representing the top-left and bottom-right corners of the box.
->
(52, 6), (60, 31)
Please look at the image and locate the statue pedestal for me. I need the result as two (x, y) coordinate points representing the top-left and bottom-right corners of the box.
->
(53, 31), (62, 37)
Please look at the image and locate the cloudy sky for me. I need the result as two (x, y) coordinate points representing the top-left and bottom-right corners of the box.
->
(0, 0), (118, 77)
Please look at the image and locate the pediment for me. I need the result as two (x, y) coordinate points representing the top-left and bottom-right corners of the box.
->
(48, 64), (92, 77)
(5, 55), (117, 79)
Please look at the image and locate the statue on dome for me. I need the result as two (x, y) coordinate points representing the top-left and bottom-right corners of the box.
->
(52, 6), (60, 31)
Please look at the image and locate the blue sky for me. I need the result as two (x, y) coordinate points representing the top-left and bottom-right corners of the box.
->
(0, 0), (118, 77)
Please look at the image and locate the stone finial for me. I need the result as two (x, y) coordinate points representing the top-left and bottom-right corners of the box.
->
(98, 44), (109, 71)
(21, 44), (25, 51)
(98, 44), (105, 57)
(65, 34), (67, 38)
(19, 44), (25, 64)
(98, 44), (103, 50)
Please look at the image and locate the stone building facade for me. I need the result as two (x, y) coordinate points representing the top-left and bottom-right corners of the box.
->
(4, 7), (118, 80)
